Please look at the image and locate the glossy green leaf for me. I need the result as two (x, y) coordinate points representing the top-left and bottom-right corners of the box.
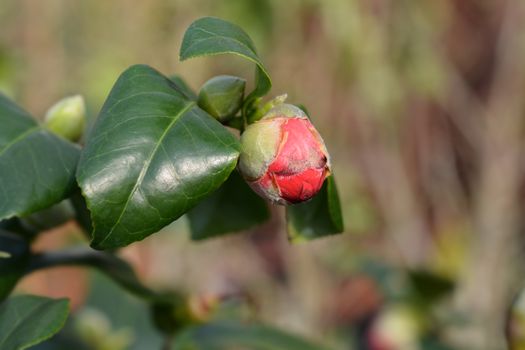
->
(76, 65), (240, 249)
(172, 322), (328, 350)
(286, 175), (344, 242)
(187, 170), (269, 240)
(0, 231), (29, 301)
(180, 17), (271, 111)
(0, 94), (80, 220)
(0, 295), (69, 350)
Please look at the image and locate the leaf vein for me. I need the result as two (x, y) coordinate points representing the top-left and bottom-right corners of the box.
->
(97, 102), (196, 245)
(0, 126), (39, 157)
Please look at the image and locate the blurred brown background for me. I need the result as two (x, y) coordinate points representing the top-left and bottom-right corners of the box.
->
(3, 0), (525, 349)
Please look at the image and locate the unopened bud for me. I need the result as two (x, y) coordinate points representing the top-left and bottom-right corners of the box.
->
(44, 95), (86, 142)
(198, 75), (245, 122)
(238, 103), (331, 205)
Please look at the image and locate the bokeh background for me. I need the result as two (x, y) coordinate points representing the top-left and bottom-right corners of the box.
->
(2, 0), (525, 349)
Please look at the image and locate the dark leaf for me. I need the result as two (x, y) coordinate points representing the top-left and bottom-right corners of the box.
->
(0, 218), (37, 239)
(76, 65), (240, 249)
(408, 270), (454, 305)
(188, 170), (269, 240)
(0, 230), (29, 301)
(180, 17), (271, 112)
(286, 175), (344, 242)
(0, 94), (80, 220)
(70, 188), (93, 235)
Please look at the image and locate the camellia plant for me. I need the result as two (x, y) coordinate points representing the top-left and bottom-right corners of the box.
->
(0, 17), (343, 349)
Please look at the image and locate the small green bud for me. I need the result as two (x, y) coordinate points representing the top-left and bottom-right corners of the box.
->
(44, 95), (86, 142)
(197, 75), (245, 122)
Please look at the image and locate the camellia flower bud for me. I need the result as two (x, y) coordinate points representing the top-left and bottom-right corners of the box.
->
(238, 103), (331, 205)
(197, 75), (245, 122)
(44, 94), (86, 142)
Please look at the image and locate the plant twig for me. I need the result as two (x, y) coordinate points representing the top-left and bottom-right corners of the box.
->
(25, 247), (170, 303)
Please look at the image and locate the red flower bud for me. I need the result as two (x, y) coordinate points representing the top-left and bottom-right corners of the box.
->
(238, 104), (331, 205)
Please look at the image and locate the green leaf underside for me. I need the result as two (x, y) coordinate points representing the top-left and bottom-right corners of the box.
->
(188, 170), (269, 240)
(286, 175), (344, 242)
(77, 65), (241, 249)
(0, 94), (80, 220)
(180, 17), (271, 105)
(0, 295), (69, 350)
(172, 322), (328, 350)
